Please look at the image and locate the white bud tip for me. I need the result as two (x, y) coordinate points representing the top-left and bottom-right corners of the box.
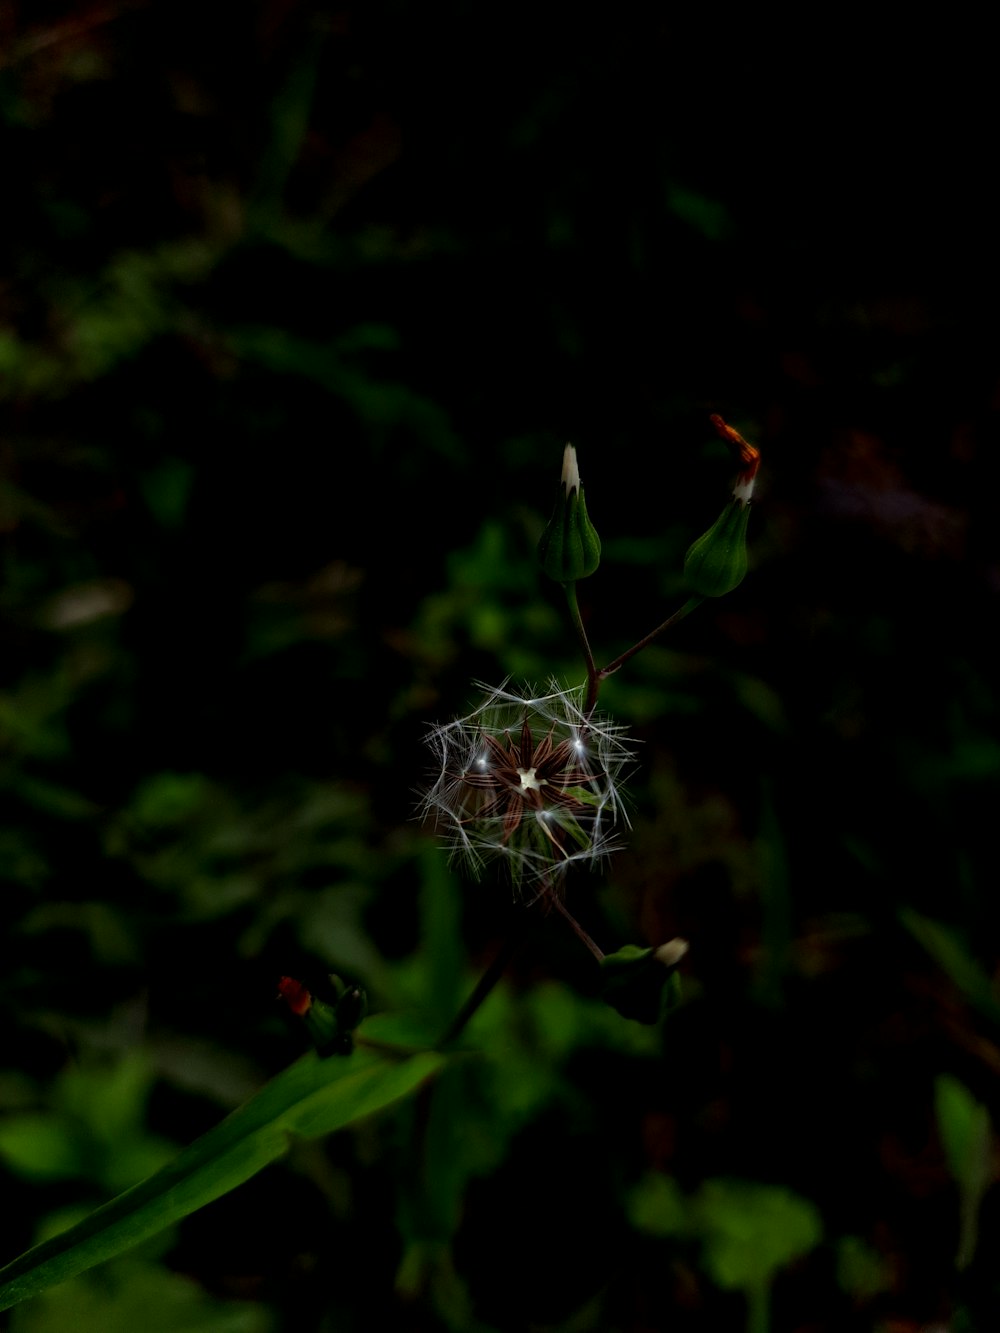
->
(654, 938), (690, 967)
(562, 444), (580, 495)
(733, 473), (755, 506)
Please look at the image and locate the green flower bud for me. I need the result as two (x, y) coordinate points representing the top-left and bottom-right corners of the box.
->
(683, 496), (751, 598)
(683, 415), (760, 599)
(599, 938), (688, 1024)
(538, 444), (602, 583)
(331, 974), (368, 1035)
(277, 973), (368, 1057)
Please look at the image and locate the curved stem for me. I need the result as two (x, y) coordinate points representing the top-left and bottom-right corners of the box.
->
(598, 596), (703, 681)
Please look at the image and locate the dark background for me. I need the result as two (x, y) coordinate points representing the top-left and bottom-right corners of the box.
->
(2, 5), (1000, 1330)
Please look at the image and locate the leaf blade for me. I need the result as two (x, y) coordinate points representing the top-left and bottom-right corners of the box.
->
(0, 1042), (444, 1314)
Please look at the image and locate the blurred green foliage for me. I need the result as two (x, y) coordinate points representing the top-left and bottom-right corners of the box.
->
(2, 2), (1000, 1329)
(12, 1255), (274, 1333)
(630, 1174), (822, 1331)
(0, 1054), (173, 1190)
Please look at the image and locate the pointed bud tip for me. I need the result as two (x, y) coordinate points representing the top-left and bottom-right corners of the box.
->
(562, 444), (581, 495)
(654, 938), (689, 968)
(733, 473), (755, 506)
(538, 444), (601, 582)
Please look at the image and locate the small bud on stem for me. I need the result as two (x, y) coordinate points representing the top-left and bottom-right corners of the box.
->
(277, 974), (368, 1057)
(598, 939), (689, 1023)
(683, 416), (760, 598)
(537, 444), (602, 584)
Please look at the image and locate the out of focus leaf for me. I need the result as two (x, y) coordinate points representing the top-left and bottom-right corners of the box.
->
(10, 1257), (272, 1333)
(936, 1074), (991, 1269)
(900, 910), (1000, 1025)
(697, 1180), (821, 1291)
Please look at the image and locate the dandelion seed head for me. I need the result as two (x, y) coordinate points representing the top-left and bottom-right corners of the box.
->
(419, 678), (635, 897)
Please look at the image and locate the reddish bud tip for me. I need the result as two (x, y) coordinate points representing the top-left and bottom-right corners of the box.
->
(710, 414), (760, 481)
(277, 976), (312, 1017)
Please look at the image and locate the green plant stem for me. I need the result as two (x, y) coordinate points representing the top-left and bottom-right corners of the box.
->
(578, 594), (704, 715)
(599, 596), (703, 682)
(564, 581), (598, 703)
(437, 911), (533, 1046)
(747, 1277), (771, 1333)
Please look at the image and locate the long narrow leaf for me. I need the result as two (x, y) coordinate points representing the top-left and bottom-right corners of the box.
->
(899, 908), (1000, 1025)
(0, 1040), (445, 1313)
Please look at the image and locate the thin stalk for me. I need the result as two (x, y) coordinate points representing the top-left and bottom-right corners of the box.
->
(437, 911), (533, 1047)
(574, 592), (705, 716)
(747, 1278), (771, 1333)
(563, 582), (599, 709)
(597, 596), (703, 682)
(551, 894), (605, 962)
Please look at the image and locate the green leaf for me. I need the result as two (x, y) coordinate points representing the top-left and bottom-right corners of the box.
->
(936, 1075), (990, 1188)
(899, 909), (1000, 1025)
(935, 1074), (991, 1270)
(696, 1180), (822, 1291)
(0, 1039), (444, 1315)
